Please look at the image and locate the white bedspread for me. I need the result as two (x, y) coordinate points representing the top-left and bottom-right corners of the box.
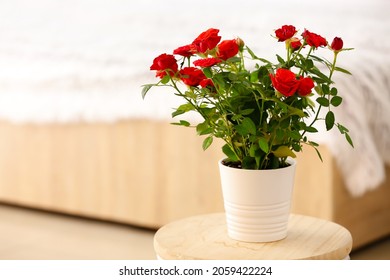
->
(0, 0), (389, 196)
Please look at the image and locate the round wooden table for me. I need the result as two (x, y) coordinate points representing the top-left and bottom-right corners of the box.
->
(154, 213), (353, 260)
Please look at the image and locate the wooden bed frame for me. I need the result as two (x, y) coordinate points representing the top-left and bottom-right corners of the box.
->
(0, 120), (389, 250)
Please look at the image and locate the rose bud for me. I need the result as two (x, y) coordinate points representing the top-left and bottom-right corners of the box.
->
(290, 37), (302, 50)
(236, 37), (245, 51)
(331, 37), (343, 52)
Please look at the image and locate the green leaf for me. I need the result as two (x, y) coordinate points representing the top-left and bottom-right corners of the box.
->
(184, 89), (197, 99)
(161, 74), (170, 84)
(308, 141), (319, 147)
(292, 143), (302, 152)
(242, 156), (256, 169)
(222, 144), (239, 161)
(276, 54), (286, 65)
(310, 55), (332, 67)
(180, 120), (190, 126)
(250, 70), (259, 82)
(275, 128), (284, 142)
(245, 46), (261, 61)
(280, 118), (291, 129)
(196, 122), (213, 135)
(240, 109), (255, 115)
(141, 84), (153, 99)
(337, 124), (349, 134)
(203, 67), (213, 78)
(235, 124), (247, 136)
(244, 118), (257, 135)
(289, 107), (305, 117)
(290, 130), (301, 140)
(273, 146), (296, 158)
(321, 84), (330, 95)
(258, 57), (273, 65)
(314, 146), (323, 162)
(171, 109), (185, 118)
(305, 126), (318, 133)
(331, 96), (343, 107)
(172, 103), (194, 118)
(228, 73), (238, 81)
(235, 117), (256, 136)
(316, 97), (329, 107)
(258, 137), (269, 153)
(213, 74), (226, 89)
(227, 56), (241, 63)
(310, 68), (332, 84)
(334, 66), (352, 75)
(171, 120), (190, 127)
(202, 136), (213, 150)
(314, 85), (322, 95)
(249, 144), (257, 157)
(325, 111), (335, 130)
(231, 114), (242, 121)
(345, 133), (354, 147)
(305, 59), (314, 69)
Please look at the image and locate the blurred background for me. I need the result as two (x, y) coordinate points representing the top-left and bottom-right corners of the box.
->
(0, 0), (389, 259)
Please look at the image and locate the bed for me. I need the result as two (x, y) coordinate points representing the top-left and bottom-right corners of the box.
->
(0, 0), (389, 250)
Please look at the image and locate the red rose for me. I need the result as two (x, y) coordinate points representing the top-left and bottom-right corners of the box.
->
(192, 28), (221, 53)
(331, 37), (343, 51)
(217, 39), (239, 60)
(275, 25), (297, 42)
(179, 67), (207, 87)
(297, 76), (314, 96)
(150, 53), (178, 78)
(270, 68), (299, 97)
(173, 44), (196, 57)
(200, 78), (215, 88)
(302, 29), (327, 48)
(193, 57), (222, 68)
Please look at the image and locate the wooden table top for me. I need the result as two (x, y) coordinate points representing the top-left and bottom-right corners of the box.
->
(154, 213), (353, 260)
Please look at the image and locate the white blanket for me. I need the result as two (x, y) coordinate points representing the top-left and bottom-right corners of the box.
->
(0, 0), (389, 196)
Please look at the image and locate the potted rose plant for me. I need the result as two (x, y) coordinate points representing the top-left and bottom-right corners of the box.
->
(142, 25), (353, 242)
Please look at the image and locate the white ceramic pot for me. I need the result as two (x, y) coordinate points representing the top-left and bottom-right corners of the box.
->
(218, 158), (296, 242)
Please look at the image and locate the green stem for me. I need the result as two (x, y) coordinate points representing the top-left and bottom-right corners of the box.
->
(298, 47), (313, 76)
(302, 51), (339, 138)
(286, 41), (291, 65)
(170, 78), (208, 120)
(290, 43), (305, 63)
(329, 52), (338, 81)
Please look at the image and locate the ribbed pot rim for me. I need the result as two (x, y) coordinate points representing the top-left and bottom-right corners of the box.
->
(218, 157), (296, 172)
